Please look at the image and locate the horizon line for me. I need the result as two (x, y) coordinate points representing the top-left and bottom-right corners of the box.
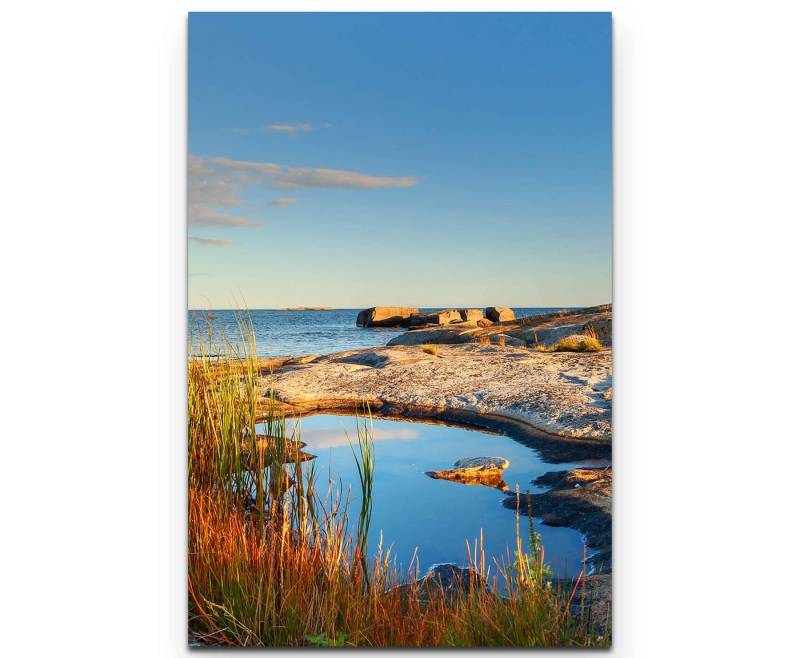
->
(187, 302), (611, 312)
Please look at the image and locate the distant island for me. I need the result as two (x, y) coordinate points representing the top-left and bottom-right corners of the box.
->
(285, 306), (337, 311)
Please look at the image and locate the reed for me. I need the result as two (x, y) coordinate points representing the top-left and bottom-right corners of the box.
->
(187, 315), (610, 647)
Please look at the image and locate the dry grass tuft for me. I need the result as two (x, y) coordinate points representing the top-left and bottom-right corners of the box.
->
(554, 335), (603, 352)
(534, 334), (603, 353)
(421, 343), (440, 356)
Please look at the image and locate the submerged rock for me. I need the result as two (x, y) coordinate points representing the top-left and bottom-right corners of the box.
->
(356, 306), (419, 327)
(393, 563), (489, 604)
(427, 456), (510, 491)
(420, 564), (487, 595)
(243, 435), (316, 465)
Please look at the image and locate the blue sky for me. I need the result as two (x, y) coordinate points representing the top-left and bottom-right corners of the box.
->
(188, 12), (611, 309)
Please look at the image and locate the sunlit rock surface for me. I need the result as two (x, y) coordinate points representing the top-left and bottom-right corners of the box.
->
(426, 456), (511, 491)
(387, 305), (612, 348)
(262, 343), (612, 441)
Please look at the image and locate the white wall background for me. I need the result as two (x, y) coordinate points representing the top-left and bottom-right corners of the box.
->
(1, 1), (798, 656)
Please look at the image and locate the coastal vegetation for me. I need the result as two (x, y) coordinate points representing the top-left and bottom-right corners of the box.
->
(421, 343), (440, 356)
(188, 317), (610, 647)
(535, 329), (604, 353)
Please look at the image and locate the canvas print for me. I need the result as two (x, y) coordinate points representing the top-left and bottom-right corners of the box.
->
(188, 12), (612, 648)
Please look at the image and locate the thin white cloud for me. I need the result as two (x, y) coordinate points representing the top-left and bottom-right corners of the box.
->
(269, 197), (299, 207)
(188, 154), (416, 228)
(189, 236), (233, 247)
(273, 167), (416, 190)
(266, 121), (314, 133)
(189, 206), (259, 228)
(201, 155), (416, 190)
(206, 157), (281, 174)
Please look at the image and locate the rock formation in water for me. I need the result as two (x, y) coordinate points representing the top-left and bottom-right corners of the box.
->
(426, 456), (510, 491)
(392, 563), (489, 603)
(356, 305), (518, 329)
(407, 309), (463, 326)
(356, 306), (420, 327)
(387, 304), (611, 348)
(459, 308), (485, 322)
(242, 435), (316, 465)
(285, 306), (336, 311)
(484, 306), (515, 322)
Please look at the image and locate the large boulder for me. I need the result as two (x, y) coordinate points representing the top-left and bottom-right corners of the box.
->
(356, 306), (419, 327)
(458, 308), (485, 322)
(386, 326), (481, 346)
(408, 309), (462, 326)
(484, 306), (515, 322)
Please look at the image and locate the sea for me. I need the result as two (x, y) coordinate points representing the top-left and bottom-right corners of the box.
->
(188, 308), (570, 357)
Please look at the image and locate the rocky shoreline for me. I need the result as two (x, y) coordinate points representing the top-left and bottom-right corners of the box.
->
(259, 343), (612, 443)
(255, 305), (613, 586)
(504, 467), (612, 573)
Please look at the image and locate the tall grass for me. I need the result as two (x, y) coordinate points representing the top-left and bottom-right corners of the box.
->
(349, 405), (375, 581)
(188, 316), (609, 647)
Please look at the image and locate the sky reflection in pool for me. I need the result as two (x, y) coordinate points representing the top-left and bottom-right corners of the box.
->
(258, 414), (597, 579)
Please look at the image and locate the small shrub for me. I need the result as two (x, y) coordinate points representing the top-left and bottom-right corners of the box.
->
(533, 333), (604, 353)
(496, 335), (506, 347)
(553, 335), (603, 352)
(421, 344), (439, 356)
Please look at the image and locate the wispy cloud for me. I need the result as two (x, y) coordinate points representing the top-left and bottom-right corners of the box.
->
(269, 197), (299, 207)
(266, 121), (315, 133)
(188, 154), (416, 228)
(189, 207), (259, 228)
(188, 155), (259, 227)
(227, 122), (331, 135)
(203, 155), (417, 190)
(189, 236), (233, 247)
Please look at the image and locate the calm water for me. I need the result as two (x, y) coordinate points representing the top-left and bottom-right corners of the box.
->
(261, 414), (605, 579)
(189, 308), (570, 357)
